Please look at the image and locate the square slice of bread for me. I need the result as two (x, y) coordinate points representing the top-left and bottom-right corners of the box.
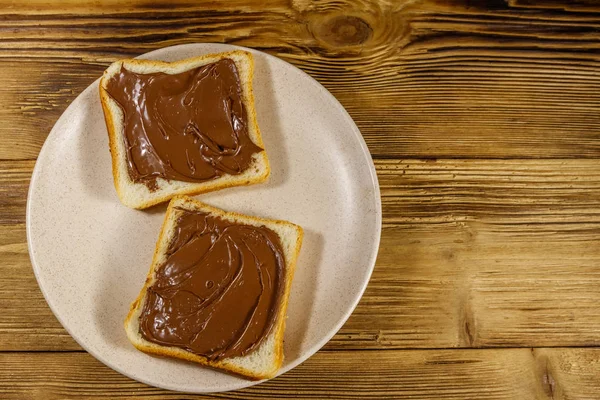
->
(99, 50), (270, 209)
(124, 196), (303, 380)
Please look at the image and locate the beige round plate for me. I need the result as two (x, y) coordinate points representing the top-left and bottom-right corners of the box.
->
(27, 44), (381, 393)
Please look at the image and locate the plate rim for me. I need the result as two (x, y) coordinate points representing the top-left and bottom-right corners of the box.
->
(26, 43), (382, 393)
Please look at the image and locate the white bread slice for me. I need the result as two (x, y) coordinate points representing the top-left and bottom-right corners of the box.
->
(124, 196), (303, 380)
(99, 51), (270, 209)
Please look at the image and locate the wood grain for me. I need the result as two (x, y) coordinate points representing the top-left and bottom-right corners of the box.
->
(1, 0), (599, 159)
(2, 0), (600, 397)
(0, 224), (78, 351)
(4, 159), (600, 351)
(0, 348), (598, 399)
(0, 161), (33, 225)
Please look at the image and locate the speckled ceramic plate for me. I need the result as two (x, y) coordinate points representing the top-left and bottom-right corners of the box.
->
(26, 43), (381, 393)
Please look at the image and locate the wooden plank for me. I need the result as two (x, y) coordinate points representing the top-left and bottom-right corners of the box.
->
(0, 64), (102, 160)
(1, 348), (599, 399)
(359, 159), (600, 348)
(0, 1), (599, 159)
(0, 224), (78, 351)
(4, 159), (600, 351)
(0, 161), (34, 225)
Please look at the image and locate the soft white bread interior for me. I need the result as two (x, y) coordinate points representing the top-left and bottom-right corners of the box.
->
(99, 51), (270, 210)
(124, 196), (303, 380)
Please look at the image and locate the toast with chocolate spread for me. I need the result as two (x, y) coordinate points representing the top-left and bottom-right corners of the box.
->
(99, 51), (269, 209)
(124, 196), (303, 379)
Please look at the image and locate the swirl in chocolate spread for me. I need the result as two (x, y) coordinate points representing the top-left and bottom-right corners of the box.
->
(104, 59), (262, 191)
(138, 207), (285, 360)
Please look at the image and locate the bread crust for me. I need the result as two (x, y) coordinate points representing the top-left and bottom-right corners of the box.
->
(124, 196), (303, 380)
(99, 51), (270, 210)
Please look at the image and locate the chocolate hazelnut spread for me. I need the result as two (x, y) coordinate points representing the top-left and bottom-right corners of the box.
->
(104, 58), (262, 191)
(138, 207), (285, 360)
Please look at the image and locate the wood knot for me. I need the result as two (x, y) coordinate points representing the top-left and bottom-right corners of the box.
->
(312, 15), (372, 47)
(543, 369), (556, 399)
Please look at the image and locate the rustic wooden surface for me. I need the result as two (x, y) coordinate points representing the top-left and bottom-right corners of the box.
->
(1, 0), (600, 398)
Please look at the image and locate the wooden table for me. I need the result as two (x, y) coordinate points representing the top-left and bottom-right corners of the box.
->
(1, 1), (600, 398)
